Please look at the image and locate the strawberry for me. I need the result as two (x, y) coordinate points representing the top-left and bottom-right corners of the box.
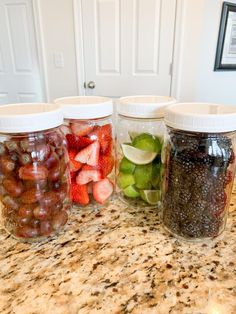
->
(75, 141), (100, 166)
(93, 178), (113, 204)
(68, 150), (82, 172)
(82, 164), (100, 171)
(98, 155), (114, 177)
(66, 134), (93, 150)
(89, 124), (112, 154)
(71, 182), (89, 205)
(70, 122), (94, 137)
(76, 169), (102, 185)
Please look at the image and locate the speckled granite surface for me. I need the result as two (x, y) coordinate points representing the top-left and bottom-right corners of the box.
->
(0, 187), (236, 314)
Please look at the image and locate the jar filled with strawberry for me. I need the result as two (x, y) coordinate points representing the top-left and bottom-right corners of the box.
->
(162, 103), (236, 241)
(0, 104), (71, 241)
(54, 96), (114, 207)
(116, 96), (176, 208)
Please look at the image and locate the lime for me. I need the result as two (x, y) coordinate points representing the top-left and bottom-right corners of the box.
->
(134, 164), (152, 189)
(120, 157), (136, 174)
(140, 190), (161, 205)
(151, 163), (161, 188)
(132, 133), (161, 153)
(118, 173), (135, 189)
(121, 144), (157, 165)
(123, 185), (140, 198)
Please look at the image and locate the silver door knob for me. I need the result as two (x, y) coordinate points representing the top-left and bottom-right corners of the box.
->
(87, 81), (96, 89)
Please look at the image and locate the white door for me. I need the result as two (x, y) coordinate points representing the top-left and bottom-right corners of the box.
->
(79, 0), (176, 97)
(0, 0), (43, 104)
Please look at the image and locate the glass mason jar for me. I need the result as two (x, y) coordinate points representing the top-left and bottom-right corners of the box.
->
(162, 103), (236, 241)
(54, 96), (114, 208)
(0, 104), (71, 242)
(116, 95), (176, 208)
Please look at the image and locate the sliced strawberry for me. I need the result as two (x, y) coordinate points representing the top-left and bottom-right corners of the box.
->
(89, 124), (112, 154)
(70, 122), (94, 137)
(68, 150), (82, 172)
(102, 140), (113, 156)
(76, 169), (102, 185)
(98, 155), (114, 177)
(74, 141), (100, 166)
(93, 178), (113, 204)
(71, 182), (89, 205)
(82, 164), (100, 171)
(66, 134), (93, 150)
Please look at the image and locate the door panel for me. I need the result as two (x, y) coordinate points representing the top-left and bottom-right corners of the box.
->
(80, 0), (176, 97)
(0, 0), (43, 104)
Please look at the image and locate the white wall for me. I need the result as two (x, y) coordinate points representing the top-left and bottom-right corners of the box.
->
(39, 0), (78, 101)
(174, 0), (236, 105)
(38, 0), (236, 104)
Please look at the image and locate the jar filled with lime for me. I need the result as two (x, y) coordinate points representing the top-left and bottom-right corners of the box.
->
(116, 95), (176, 208)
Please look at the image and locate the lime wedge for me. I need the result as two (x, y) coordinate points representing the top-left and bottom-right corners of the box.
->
(134, 164), (152, 189)
(123, 185), (140, 198)
(121, 144), (157, 165)
(120, 157), (136, 174)
(118, 173), (135, 189)
(140, 190), (161, 205)
(132, 133), (161, 153)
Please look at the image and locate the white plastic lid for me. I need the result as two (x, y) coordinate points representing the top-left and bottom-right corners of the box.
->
(54, 96), (113, 119)
(0, 103), (63, 133)
(117, 95), (176, 118)
(164, 102), (236, 133)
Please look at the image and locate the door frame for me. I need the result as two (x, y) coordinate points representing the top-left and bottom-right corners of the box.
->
(31, 0), (49, 101)
(73, 0), (86, 96)
(73, 0), (184, 98)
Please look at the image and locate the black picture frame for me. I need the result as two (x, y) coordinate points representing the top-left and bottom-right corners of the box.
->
(214, 2), (236, 71)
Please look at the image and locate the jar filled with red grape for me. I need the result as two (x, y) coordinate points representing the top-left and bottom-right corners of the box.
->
(0, 103), (71, 242)
(54, 96), (114, 208)
(162, 103), (236, 241)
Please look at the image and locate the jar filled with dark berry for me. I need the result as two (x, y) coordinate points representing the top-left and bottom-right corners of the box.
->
(54, 96), (114, 207)
(116, 95), (176, 208)
(162, 103), (236, 241)
(0, 103), (71, 242)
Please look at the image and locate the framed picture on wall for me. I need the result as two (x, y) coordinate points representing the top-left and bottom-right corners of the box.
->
(214, 2), (236, 71)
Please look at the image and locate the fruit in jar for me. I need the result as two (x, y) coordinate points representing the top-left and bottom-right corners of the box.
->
(0, 131), (70, 240)
(120, 157), (136, 174)
(93, 178), (113, 204)
(51, 210), (68, 230)
(121, 144), (157, 165)
(132, 133), (161, 153)
(0, 156), (15, 173)
(33, 206), (51, 220)
(134, 164), (152, 189)
(65, 122), (114, 206)
(71, 183), (89, 205)
(140, 190), (161, 205)
(118, 173), (135, 189)
(75, 141), (100, 166)
(118, 132), (163, 206)
(20, 188), (43, 204)
(76, 169), (102, 185)
(16, 226), (40, 238)
(3, 177), (23, 197)
(123, 185), (140, 198)
(19, 164), (48, 180)
(162, 131), (234, 239)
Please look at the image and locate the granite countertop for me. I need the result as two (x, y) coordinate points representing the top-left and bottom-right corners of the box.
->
(1, 187), (236, 314)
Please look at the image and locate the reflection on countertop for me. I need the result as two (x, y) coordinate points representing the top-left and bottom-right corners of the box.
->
(0, 187), (236, 314)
